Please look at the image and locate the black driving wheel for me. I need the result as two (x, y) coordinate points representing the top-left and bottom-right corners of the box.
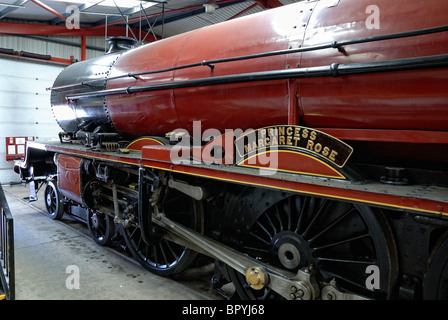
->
(120, 187), (203, 277)
(423, 231), (448, 299)
(43, 180), (65, 220)
(87, 210), (115, 246)
(225, 188), (398, 300)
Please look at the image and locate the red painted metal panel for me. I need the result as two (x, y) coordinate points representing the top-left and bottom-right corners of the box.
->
(105, 35), (184, 138)
(57, 154), (82, 204)
(238, 150), (346, 179)
(102, 0), (448, 141)
(299, 0), (448, 132)
(106, 4), (309, 136)
(141, 145), (172, 163)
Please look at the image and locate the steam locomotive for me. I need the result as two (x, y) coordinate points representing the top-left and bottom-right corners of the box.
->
(15, 0), (448, 300)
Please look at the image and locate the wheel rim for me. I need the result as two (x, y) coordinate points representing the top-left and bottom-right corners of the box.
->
(44, 181), (64, 220)
(226, 190), (397, 300)
(120, 188), (203, 276)
(87, 211), (114, 246)
(45, 185), (57, 215)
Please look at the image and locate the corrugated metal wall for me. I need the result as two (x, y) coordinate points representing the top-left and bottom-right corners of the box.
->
(0, 34), (106, 61)
(0, 34), (108, 184)
(153, 1), (264, 38)
(0, 55), (64, 184)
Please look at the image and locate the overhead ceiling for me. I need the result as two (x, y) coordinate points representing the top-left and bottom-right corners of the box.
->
(0, 0), (303, 40)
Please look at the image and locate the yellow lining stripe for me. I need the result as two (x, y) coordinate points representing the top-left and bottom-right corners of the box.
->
(48, 148), (140, 167)
(238, 150), (346, 179)
(126, 137), (165, 151)
(44, 145), (446, 216)
(142, 162), (446, 216)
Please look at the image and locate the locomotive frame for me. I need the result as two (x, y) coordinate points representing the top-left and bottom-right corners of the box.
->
(14, 0), (448, 300)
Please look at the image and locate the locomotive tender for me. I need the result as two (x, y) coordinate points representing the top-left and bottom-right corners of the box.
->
(15, 0), (448, 299)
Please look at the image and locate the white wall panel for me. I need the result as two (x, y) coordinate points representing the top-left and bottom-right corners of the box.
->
(0, 56), (64, 184)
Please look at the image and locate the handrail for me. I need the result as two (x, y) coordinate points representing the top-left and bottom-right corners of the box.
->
(49, 24), (448, 92)
(66, 54), (448, 101)
(0, 184), (14, 300)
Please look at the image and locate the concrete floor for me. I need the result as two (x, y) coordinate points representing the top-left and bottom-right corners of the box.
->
(2, 183), (222, 300)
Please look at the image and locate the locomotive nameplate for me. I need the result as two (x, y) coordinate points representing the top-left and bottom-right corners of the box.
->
(234, 125), (353, 168)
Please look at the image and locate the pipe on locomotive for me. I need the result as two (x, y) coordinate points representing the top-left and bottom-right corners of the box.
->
(66, 54), (448, 101)
(49, 0), (448, 142)
(49, 23), (448, 92)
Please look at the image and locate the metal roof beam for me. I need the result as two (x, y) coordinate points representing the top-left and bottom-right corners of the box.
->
(0, 0), (28, 19)
(227, 2), (258, 20)
(254, 0), (284, 8)
(92, 0), (243, 29)
(147, 0), (247, 27)
(91, 1), (159, 28)
(29, 0), (67, 21)
(0, 20), (154, 40)
(15, 34), (104, 52)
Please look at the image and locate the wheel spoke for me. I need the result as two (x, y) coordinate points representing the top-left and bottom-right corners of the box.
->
(273, 204), (284, 232)
(227, 190), (396, 300)
(308, 207), (355, 245)
(150, 246), (158, 267)
(264, 209), (278, 234)
(316, 256), (375, 265)
(286, 197), (292, 230)
(249, 231), (270, 246)
(159, 243), (169, 267)
(301, 199), (328, 238)
(256, 220), (273, 240)
(293, 196), (304, 233)
(120, 187), (202, 276)
(163, 239), (179, 260)
(313, 233), (371, 252)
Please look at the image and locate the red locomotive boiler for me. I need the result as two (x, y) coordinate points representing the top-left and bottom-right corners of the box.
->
(16, 0), (448, 300)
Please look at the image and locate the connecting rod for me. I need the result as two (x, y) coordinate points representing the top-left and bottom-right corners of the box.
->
(153, 213), (320, 300)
